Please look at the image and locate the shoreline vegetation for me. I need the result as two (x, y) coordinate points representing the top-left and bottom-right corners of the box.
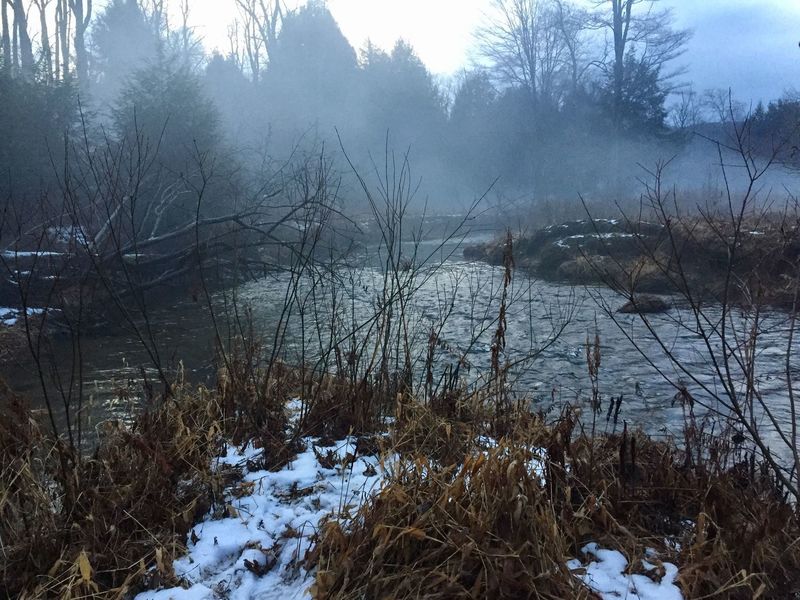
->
(463, 215), (800, 310)
(2, 356), (799, 598)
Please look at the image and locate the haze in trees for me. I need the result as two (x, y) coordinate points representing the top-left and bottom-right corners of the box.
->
(0, 0), (795, 220)
(91, 0), (160, 104)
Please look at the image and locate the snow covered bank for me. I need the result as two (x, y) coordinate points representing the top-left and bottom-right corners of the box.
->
(0, 306), (45, 326)
(136, 438), (387, 600)
(137, 437), (683, 600)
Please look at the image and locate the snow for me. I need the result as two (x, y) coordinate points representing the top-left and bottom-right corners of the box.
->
(554, 232), (635, 248)
(567, 542), (682, 600)
(1, 250), (63, 258)
(135, 437), (387, 600)
(0, 307), (16, 326)
(0, 306), (45, 326)
(47, 225), (89, 245)
(138, 437), (683, 600)
(565, 233), (634, 240)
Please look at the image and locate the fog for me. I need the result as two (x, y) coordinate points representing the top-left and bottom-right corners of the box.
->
(2, 0), (799, 227)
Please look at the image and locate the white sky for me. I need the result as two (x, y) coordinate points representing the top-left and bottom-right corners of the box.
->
(181, 0), (800, 103)
(186, 0), (485, 73)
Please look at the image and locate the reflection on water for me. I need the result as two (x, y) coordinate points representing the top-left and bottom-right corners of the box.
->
(4, 241), (798, 456)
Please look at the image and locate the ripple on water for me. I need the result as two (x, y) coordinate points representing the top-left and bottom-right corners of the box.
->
(14, 256), (797, 457)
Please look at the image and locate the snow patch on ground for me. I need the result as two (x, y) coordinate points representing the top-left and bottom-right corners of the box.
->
(567, 542), (682, 600)
(135, 437), (386, 600)
(0, 250), (64, 258)
(553, 232), (635, 249)
(138, 439), (683, 600)
(0, 306), (45, 326)
(0, 307), (17, 326)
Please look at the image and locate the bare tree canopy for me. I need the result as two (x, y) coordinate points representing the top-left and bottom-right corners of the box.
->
(69, 0), (92, 86)
(592, 0), (691, 127)
(476, 0), (592, 106)
(231, 0), (283, 81)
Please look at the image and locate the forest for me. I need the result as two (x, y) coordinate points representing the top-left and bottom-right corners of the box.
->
(1, 0), (796, 215)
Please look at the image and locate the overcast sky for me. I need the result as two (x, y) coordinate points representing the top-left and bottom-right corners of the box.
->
(183, 0), (799, 104)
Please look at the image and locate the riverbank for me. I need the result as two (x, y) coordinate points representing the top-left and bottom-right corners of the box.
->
(0, 315), (28, 364)
(464, 217), (800, 308)
(3, 361), (798, 598)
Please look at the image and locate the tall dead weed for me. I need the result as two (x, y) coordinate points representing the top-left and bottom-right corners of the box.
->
(308, 403), (800, 599)
(0, 377), (227, 598)
(309, 443), (588, 599)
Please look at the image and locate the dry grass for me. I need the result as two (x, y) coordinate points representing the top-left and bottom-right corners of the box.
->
(308, 443), (588, 599)
(301, 374), (393, 440)
(0, 342), (311, 599)
(0, 377), (227, 598)
(3, 359), (799, 598)
(307, 403), (800, 599)
(0, 322), (32, 365)
(0, 339), (399, 598)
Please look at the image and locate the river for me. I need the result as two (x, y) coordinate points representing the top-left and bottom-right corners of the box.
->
(3, 234), (798, 458)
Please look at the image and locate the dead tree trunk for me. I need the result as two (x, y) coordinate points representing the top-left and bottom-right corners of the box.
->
(34, 0), (54, 81)
(1, 0), (10, 72)
(68, 0), (90, 87)
(11, 0), (34, 77)
(56, 0), (70, 80)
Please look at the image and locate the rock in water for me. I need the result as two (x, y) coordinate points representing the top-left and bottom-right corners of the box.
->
(618, 294), (670, 314)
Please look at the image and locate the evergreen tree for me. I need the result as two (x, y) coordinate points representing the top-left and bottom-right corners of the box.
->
(360, 40), (446, 150)
(599, 53), (668, 134)
(264, 1), (358, 136)
(0, 73), (77, 201)
(114, 60), (220, 173)
(90, 0), (159, 105)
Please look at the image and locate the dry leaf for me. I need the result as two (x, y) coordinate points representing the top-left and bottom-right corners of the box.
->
(77, 550), (92, 583)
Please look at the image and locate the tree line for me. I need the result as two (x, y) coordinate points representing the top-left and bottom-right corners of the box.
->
(0, 0), (796, 222)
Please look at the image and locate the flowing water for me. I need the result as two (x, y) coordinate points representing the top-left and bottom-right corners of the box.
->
(4, 235), (798, 457)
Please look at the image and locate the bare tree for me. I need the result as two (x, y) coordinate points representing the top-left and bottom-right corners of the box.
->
(552, 0), (592, 94)
(476, 0), (585, 106)
(226, 21), (244, 72)
(233, 0), (283, 82)
(583, 123), (800, 503)
(669, 86), (701, 130)
(68, 0), (91, 86)
(32, 0), (54, 81)
(703, 87), (746, 124)
(1, 0), (10, 71)
(55, 0), (70, 80)
(0, 121), (361, 453)
(9, 0), (34, 76)
(592, 0), (691, 127)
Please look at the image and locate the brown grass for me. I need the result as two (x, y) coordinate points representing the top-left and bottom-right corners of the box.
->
(307, 403), (800, 599)
(3, 360), (799, 598)
(0, 322), (31, 365)
(0, 341), (312, 599)
(0, 376), (227, 598)
(308, 443), (589, 599)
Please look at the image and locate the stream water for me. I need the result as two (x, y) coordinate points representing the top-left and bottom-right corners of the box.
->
(3, 235), (798, 457)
